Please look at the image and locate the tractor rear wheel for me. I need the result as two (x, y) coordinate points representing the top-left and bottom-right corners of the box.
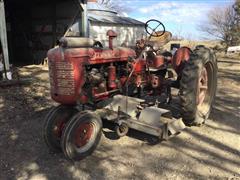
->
(43, 105), (78, 152)
(61, 111), (102, 161)
(179, 45), (217, 126)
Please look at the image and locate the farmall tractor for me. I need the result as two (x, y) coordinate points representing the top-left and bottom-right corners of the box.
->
(43, 19), (217, 161)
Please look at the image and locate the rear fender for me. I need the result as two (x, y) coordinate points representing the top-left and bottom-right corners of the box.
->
(172, 47), (192, 75)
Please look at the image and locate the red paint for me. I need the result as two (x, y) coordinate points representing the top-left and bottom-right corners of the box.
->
(53, 119), (65, 138)
(133, 59), (146, 73)
(172, 47), (191, 74)
(47, 46), (135, 105)
(79, 94), (88, 104)
(197, 67), (208, 106)
(148, 55), (165, 69)
(48, 48), (86, 105)
(107, 30), (117, 49)
(154, 56), (165, 68)
(108, 64), (117, 89)
(74, 122), (94, 148)
(120, 76), (127, 85)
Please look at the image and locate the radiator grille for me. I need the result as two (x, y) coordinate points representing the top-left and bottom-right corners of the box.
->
(49, 60), (75, 96)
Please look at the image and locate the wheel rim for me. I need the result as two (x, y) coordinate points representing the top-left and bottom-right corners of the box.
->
(197, 62), (213, 115)
(197, 66), (208, 106)
(52, 111), (72, 140)
(74, 122), (94, 148)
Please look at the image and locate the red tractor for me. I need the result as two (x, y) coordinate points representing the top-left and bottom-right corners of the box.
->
(43, 19), (217, 161)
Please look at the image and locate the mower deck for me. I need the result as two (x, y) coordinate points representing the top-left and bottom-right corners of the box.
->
(97, 95), (185, 140)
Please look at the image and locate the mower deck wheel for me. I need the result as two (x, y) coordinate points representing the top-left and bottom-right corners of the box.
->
(115, 123), (129, 137)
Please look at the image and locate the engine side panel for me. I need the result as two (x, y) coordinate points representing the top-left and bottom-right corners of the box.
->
(48, 47), (86, 104)
(47, 46), (136, 105)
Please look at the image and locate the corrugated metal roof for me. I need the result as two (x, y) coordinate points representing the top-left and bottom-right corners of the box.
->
(87, 2), (144, 26)
(88, 13), (145, 26)
(87, 2), (117, 14)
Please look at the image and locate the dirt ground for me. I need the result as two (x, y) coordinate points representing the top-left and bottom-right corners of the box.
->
(0, 56), (240, 180)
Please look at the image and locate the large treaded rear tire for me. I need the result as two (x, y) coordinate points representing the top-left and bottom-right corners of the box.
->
(179, 45), (217, 125)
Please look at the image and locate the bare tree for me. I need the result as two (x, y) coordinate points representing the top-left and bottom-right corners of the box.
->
(232, 0), (240, 45)
(172, 26), (184, 40)
(200, 0), (240, 47)
(97, 0), (131, 15)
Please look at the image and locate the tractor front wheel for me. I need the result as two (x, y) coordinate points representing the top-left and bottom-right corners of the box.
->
(61, 111), (102, 161)
(43, 105), (78, 152)
(179, 45), (217, 126)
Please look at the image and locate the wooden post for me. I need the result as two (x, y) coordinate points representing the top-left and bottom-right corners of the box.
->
(0, 0), (10, 71)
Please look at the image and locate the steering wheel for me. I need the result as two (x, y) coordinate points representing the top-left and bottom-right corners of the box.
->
(145, 19), (165, 37)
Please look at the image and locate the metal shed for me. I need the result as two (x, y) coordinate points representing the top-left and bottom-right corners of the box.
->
(87, 1), (145, 48)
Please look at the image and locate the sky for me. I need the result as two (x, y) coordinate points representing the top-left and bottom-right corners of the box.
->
(117, 0), (234, 40)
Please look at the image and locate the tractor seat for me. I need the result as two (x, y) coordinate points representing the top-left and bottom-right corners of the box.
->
(59, 37), (95, 48)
